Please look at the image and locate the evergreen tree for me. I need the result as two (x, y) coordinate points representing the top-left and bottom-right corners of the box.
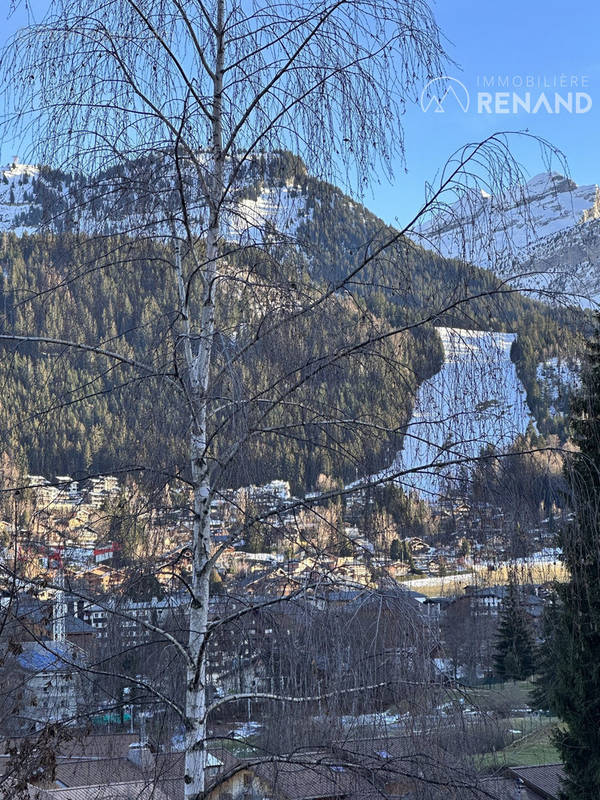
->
(244, 525), (266, 554)
(401, 539), (418, 573)
(531, 597), (562, 712)
(493, 576), (536, 681)
(338, 536), (353, 557)
(539, 323), (600, 799)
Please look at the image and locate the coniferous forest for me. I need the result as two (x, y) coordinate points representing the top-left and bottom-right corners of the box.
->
(0, 154), (589, 489)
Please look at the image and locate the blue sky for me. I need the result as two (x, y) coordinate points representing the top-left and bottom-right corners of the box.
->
(2, 0), (599, 226)
(373, 0), (600, 225)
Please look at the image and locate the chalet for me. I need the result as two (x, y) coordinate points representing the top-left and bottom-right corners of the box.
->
(16, 640), (86, 726)
(507, 764), (564, 799)
(458, 584), (545, 625)
(0, 593), (96, 652)
(205, 760), (381, 800)
(75, 564), (127, 594)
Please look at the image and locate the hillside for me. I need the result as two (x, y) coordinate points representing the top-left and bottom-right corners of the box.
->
(0, 155), (588, 491)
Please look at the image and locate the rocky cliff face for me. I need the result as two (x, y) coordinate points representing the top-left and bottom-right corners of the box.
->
(417, 172), (600, 306)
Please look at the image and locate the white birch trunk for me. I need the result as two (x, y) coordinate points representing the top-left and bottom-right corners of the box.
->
(183, 2), (225, 797)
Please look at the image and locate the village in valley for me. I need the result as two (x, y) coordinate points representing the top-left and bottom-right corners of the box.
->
(0, 462), (567, 799)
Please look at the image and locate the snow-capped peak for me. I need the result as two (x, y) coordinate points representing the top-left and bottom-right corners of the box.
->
(415, 170), (600, 307)
(3, 158), (39, 179)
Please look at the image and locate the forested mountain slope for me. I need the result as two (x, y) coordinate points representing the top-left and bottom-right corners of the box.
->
(0, 154), (587, 490)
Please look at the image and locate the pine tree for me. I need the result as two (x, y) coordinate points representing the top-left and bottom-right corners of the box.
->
(390, 538), (401, 561)
(338, 537), (353, 558)
(531, 597), (562, 712)
(540, 324), (600, 799)
(493, 576), (536, 681)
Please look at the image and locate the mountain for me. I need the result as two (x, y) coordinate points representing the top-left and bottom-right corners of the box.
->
(0, 155), (587, 491)
(0, 153), (314, 241)
(417, 171), (600, 307)
(0, 160), (45, 234)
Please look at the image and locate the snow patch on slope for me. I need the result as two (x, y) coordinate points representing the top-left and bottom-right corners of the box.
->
(371, 327), (534, 500)
(0, 161), (40, 234)
(226, 183), (311, 244)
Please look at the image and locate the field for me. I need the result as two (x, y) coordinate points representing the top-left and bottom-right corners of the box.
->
(489, 722), (561, 767)
(457, 680), (562, 769)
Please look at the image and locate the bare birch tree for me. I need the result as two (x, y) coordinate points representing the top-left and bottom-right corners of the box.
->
(0, 2), (450, 796)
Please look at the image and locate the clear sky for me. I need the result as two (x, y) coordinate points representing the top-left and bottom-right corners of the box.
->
(2, 1), (599, 227)
(375, 0), (600, 226)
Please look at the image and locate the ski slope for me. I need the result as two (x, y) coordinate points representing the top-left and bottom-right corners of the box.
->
(382, 327), (535, 500)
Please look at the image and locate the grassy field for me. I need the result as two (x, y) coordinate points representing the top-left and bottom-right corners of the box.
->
(479, 718), (561, 768)
(454, 680), (536, 714)
(453, 679), (562, 770)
